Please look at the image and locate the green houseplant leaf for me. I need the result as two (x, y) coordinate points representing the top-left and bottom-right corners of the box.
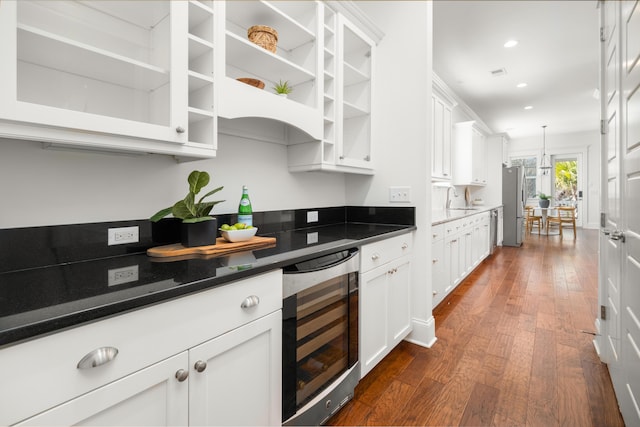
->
(188, 170), (209, 194)
(150, 171), (224, 223)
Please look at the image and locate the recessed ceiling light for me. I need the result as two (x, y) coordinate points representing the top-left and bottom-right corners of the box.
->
(524, 105), (533, 110)
(504, 40), (518, 48)
(517, 83), (528, 88)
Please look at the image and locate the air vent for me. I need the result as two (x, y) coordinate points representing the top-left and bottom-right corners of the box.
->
(490, 68), (507, 77)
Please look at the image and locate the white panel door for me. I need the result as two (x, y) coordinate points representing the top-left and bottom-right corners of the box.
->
(619, 0), (640, 423)
(360, 265), (389, 377)
(599, 1), (640, 425)
(188, 311), (282, 427)
(388, 256), (412, 345)
(599, 0), (622, 368)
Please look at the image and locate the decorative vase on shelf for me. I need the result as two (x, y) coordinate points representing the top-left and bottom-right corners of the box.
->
(278, 93), (288, 99)
(539, 199), (550, 208)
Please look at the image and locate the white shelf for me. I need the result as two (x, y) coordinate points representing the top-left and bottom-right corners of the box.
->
(226, 32), (314, 86)
(188, 34), (214, 61)
(189, 0), (214, 29)
(188, 71), (214, 92)
(343, 62), (369, 86)
(219, 77), (322, 140)
(188, 107), (215, 122)
(17, 24), (169, 92)
(225, 1), (316, 52)
(343, 100), (369, 119)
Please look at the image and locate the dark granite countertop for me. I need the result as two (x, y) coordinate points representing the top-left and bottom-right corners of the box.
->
(0, 207), (415, 348)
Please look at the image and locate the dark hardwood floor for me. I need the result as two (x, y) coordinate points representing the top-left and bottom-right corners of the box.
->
(327, 229), (625, 426)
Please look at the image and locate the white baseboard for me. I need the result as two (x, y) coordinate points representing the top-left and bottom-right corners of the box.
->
(405, 316), (437, 348)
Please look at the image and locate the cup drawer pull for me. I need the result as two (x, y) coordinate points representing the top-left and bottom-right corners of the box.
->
(241, 295), (260, 308)
(77, 346), (119, 369)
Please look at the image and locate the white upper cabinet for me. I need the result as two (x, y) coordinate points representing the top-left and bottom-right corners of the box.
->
(335, 13), (374, 172)
(0, 0), (217, 160)
(287, 3), (380, 175)
(431, 74), (456, 181)
(0, 1), (380, 170)
(453, 121), (487, 186)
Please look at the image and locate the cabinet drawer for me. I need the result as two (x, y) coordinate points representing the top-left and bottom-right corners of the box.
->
(361, 232), (413, 272)
(0, 270), (282, 425)
(431, 224), (444, 242)
(444, 219), (461, 236)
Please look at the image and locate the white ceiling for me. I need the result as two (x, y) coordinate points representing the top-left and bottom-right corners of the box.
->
(433, 0), (601, 140)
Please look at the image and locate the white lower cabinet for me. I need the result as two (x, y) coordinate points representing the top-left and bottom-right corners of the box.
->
(431, 224), (446, 307)
(433, 211), (491, 308)
(360, 233), (413, 378)
(188, 311), (281, 426)
(2, 270), (282, 427)
(17, 353), (190, 426)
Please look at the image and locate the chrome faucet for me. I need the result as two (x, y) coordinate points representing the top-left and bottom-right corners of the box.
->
(446, 185), (457, 209)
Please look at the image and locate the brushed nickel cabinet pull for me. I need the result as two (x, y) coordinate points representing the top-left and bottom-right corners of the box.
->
(241, 295), (260, 308)
(175, 369), (189, 382)
(77, 347), (118, 369)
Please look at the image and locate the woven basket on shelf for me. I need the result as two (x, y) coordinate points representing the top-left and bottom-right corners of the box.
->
(236, 78), (265, 89)
(247, 25), (278, 53)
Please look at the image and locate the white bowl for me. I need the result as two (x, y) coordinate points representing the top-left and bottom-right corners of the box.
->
(219, 227), (258, 243)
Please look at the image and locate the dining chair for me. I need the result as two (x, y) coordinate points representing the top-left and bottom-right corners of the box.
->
(525, 206), (542, 234)
(546, 206), (577, 238)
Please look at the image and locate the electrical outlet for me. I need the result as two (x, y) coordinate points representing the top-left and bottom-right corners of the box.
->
(108, 265), (139, 286)
(307, 211), (319, 223)
(389, 186), (411, 203)
(108, 226), (139, 246)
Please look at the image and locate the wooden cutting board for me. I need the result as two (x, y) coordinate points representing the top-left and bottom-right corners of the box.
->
(147, 236), (276, 259)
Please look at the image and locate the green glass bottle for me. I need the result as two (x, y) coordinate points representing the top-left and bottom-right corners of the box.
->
(238, 185), (253, 226)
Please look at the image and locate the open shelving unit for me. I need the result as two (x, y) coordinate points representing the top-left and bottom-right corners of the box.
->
(15, 1), (172, 127)
(336, 14), (373, 170)
(187, 0), (216, 147)
(219, 0), (323, 140)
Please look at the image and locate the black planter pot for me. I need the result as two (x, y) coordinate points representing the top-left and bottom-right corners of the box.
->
(539, 199), (550, 208)
(151, 217), (182, 244)
(181, 218), (217, 247)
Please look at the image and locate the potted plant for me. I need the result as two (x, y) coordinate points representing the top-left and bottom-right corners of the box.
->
(150, 170), (224, 247)
(538, 192), (552, 208)
(273, 79), (293, 98)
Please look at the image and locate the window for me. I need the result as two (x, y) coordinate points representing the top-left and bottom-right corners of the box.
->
(511, 157), (537, 200)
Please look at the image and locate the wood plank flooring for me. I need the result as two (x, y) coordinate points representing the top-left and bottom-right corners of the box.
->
(327, 229), (625, 426)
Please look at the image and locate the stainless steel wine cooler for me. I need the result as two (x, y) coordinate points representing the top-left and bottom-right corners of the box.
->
(282, 248), (360, 426)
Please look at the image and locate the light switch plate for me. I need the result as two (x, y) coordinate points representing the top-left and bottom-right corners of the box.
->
(389, 186), (411, 203)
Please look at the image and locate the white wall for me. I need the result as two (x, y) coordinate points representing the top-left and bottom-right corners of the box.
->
(507, 129), (600, 229)
(347, 1), (435, 346)
(0, 134), (346, 228)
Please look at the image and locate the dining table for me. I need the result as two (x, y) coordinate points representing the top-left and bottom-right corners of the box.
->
(534, 207), (560, 235)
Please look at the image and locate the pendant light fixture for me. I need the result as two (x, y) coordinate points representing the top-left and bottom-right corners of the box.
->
(539, 125), (552, 175)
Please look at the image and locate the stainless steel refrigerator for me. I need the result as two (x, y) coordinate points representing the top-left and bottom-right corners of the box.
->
(502, 166), (524, 247)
